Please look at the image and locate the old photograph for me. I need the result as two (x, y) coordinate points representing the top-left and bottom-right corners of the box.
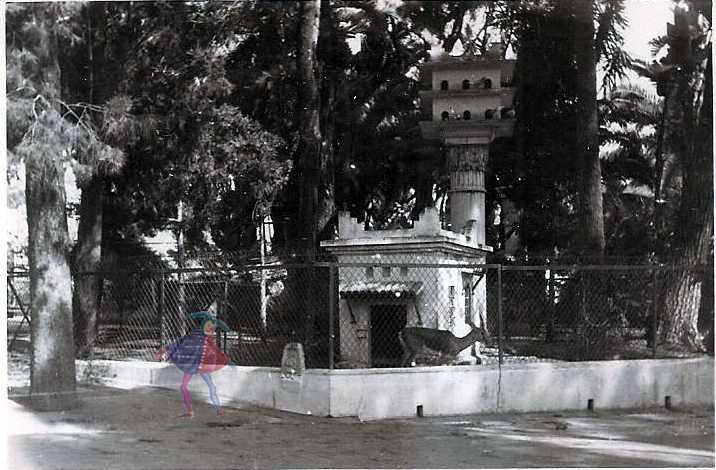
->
(4, 0), (714, 468)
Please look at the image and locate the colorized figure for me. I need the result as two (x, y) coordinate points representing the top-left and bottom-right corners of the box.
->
(157, 310), (232, 418)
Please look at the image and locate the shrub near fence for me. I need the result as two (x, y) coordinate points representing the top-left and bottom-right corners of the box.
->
(7, 262), (713, 367)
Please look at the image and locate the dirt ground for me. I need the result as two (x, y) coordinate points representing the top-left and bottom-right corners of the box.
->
(6, 383), (715, 469)
(6, 326), (715, 469)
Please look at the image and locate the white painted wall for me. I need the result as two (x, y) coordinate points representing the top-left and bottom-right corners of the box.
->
(333, 251), (488, 366)
(325, 209), (490, 366)
(77, 357), (714, 421)
(432, 95), (503, 121)
(432, 68), (502, 92)
(328, 358), (715, 420)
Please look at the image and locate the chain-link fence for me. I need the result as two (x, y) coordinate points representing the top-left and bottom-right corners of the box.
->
(7, 271), (31, 352)
(7, 261), (713, 368)
(74, 263), (330, 367)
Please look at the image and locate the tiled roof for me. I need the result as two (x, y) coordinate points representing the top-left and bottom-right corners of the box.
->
(339, 281), (423, 299)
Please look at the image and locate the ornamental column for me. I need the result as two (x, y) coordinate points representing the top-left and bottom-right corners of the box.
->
(445, 142), (489, 244)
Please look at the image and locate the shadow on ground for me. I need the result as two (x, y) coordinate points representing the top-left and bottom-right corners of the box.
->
(7, 383), (715, 469)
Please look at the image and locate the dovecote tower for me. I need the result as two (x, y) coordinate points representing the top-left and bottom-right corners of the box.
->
(419, 45), (516, 245)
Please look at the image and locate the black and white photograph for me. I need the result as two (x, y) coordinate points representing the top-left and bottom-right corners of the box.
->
(3, 0), (714, 468)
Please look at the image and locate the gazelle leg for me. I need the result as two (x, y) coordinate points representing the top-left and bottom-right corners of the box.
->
(401, 352), (413, 367)
(398, 333), (411, 367)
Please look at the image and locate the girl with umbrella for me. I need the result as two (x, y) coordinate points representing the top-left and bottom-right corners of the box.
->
(157, 308), (233, 418)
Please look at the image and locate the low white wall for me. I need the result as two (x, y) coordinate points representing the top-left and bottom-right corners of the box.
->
(76, 358), (714, 421)
(328, 358), (714, 420)
(76, 360), (330, 416)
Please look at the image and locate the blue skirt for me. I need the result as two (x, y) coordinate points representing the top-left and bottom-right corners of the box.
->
(167, 331), (207, 374)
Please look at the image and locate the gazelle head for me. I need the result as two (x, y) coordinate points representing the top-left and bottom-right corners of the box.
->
(466, 319), (489, 342)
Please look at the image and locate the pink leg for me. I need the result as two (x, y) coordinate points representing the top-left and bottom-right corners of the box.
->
(180, 372), (193, 415)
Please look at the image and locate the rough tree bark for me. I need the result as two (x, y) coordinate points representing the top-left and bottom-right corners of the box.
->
(73, 178), (105, 356)
(26, 5), (78, 411)
(572, 0), (606, 258)
(317, 0), (337, 240)
(294, 0), (322, 365)
(27, 158), (78, 411)
(295, 0), (322, 253)
(658, 5), (713, 349)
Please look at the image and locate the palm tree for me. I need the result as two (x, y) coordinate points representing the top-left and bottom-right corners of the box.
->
(574, 0), (606, 257)
(599, 83), (683, 257)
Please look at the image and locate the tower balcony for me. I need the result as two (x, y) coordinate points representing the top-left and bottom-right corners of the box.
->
(419, 118), (516, 144)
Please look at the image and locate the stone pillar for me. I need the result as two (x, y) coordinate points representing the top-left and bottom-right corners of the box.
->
(446, 144), (488, 244)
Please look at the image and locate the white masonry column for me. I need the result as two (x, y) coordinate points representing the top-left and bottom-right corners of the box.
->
(445, 142), (489, 244)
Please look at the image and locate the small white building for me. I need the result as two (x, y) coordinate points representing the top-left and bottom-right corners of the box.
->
(321, 208), (490, 368)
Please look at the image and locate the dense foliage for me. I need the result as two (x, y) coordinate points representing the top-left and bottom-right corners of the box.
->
(7, 1), (712, 352)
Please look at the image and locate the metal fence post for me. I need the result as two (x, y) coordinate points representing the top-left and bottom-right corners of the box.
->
(157, 271), (165, 350)
(328, 264), (337, 370)
(580, 271), (587, 357)
(652, 267), (658, 358)
(497, 265), (503, 365)
(580, 271), (586, 326)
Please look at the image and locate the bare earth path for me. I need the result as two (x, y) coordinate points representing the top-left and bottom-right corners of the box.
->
(6, 384), (714, 469)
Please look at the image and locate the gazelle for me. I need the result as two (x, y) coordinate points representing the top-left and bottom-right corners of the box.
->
(398, 321), (488, 367)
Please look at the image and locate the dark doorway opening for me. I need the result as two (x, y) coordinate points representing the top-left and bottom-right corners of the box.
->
(370, 304), (407, 367)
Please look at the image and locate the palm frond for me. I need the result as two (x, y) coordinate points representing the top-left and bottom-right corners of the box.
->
(601, 48), (632, 92)
(605, 83), (663, 126)
(648, 34), (669, 57)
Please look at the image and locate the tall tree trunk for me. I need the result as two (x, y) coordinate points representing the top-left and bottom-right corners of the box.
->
(573, 0), (605, 258)
(73, 2), (109, 356)
(317, 0), (336, 241)
(660, 269), (707, 348)
(658, 12), (712, 349)
(27, 160), (78, 411)
(73, 178), (104, 356)
(295, 0), (322, 254)
(294, 0), (322, 364)
(26, 5), (77, 410)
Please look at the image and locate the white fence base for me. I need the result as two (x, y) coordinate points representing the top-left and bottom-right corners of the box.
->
(77, 358), (714, 421)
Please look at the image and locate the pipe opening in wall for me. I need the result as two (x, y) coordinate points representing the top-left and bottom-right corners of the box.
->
(417, 405), (424, 417)
(665, 396), (672, 409)
(587, 398), (594, 411)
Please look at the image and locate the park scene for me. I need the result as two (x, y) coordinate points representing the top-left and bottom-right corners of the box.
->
(5, 0), (714, 468)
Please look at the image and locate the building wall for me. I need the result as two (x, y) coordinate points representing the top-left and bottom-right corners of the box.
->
(335, 251), (487, 366)
(432, 68), (502, 92)
(432, 95), (504, 121)
(324, 209), (491, 366)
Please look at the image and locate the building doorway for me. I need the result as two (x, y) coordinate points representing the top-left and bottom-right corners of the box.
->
(370, 304), (407, 367)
